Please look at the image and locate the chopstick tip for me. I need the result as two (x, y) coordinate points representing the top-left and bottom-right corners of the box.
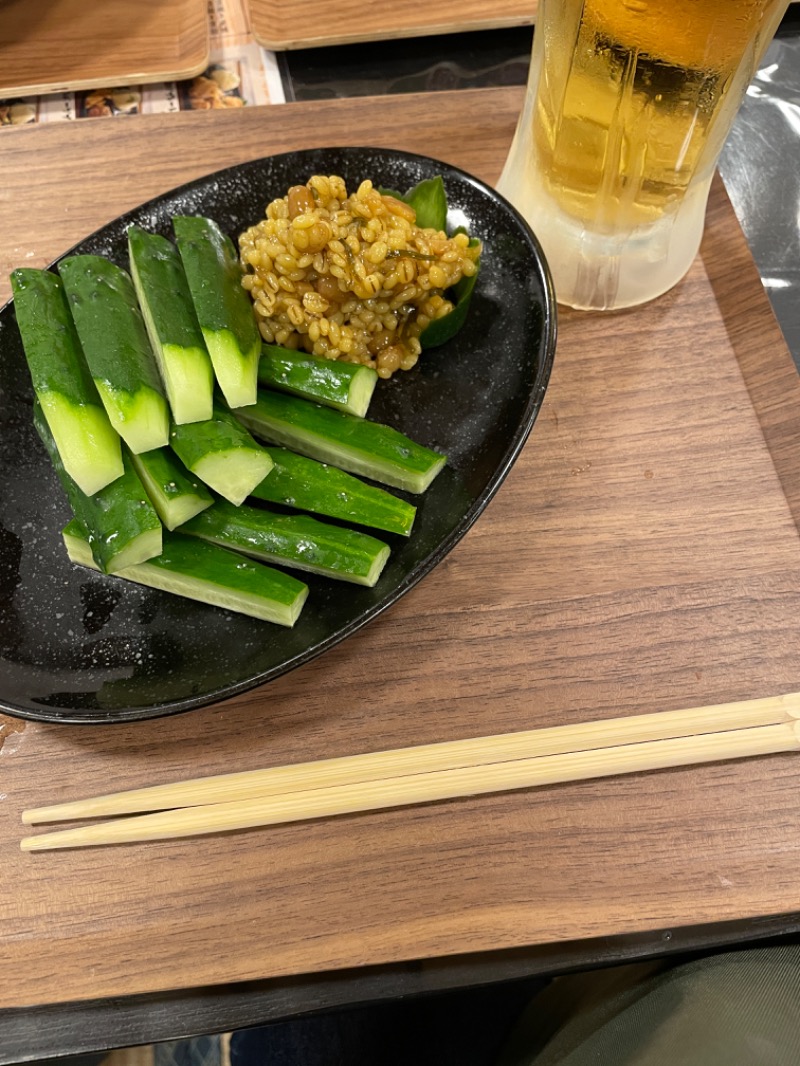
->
(21, 804), (75, 825)
(20, 832), (67, 852)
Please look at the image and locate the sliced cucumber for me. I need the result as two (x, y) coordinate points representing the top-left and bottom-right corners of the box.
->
(130, 446), (213, 531)
(183, 499), (390, 587)
(235, 390), (446, 494)
(63, 520), (308, 627)
(170, 402), (274, 506)
(34, 401), (162, 574)
(58, 254), (170, 453)
(10, 268), (124, 496)
(259, 344), (378, 417)
(127, 225), (215, 425)
(251, 446), (415, 537)
(174, 216), (260, 408)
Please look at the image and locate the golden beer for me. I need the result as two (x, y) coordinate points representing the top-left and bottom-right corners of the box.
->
(498, 0), (789, 309)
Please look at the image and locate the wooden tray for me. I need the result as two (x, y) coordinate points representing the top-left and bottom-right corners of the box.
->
(3, 87), (800, 1011)
(246, 0), (537, 50)
(0, 0), (210, 99)
(248, 0), (800, 50)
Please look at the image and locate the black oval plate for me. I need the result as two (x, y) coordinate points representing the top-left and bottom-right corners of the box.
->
(0, 146), (556, 724)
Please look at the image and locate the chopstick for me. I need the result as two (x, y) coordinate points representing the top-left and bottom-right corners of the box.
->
(22, 692), (800, 825)
(21, 723), (800, 851)
(19, 693), (800, 851)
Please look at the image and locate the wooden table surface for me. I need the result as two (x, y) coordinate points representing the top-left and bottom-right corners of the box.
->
(3, 87), (800, 1013)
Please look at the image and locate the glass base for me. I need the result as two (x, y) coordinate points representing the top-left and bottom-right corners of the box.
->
(497, 170), (712, 312)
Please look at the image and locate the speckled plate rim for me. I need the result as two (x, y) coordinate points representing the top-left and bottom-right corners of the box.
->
(0, 146), (557, 724)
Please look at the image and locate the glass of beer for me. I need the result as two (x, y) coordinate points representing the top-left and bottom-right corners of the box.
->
(497, 0), (789, 310)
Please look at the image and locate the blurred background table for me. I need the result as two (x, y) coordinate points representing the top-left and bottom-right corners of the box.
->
(0, 0), (210, 99)
(2, 4), (800, 1062)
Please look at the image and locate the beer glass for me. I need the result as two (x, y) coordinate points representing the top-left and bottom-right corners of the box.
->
(497, 0), (790, 311)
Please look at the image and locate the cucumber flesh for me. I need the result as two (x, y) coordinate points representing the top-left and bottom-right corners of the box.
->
(63, 520), (308, 628)
(183, 500), (391, 587)
(130, 446), (213, 531)
(93, 380), (170, 453)
(11, 268), (124, 495)
(204, 330), (259, 409)
(170, 402), (274, 506)
(34, 402), (162, 574)
(235, 390), (447, 494)
(38, 392), (123, 498)
(259, 344), (378, 417)
(58, 254), (170, 453)
(127, 225), (215, 425)
(174, 216), (260, 408)
(251, 446), (416, 537)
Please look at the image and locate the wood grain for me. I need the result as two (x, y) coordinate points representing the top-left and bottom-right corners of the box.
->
(246, 0), (538, 50)
(2, 88), (800, 1010)
(245, 0), (800, 51)
(0, 0), (209, 98)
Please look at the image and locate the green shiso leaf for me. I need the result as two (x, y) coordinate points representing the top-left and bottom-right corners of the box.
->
(378, 176), (480, 350)
(402, 175), (448, 231)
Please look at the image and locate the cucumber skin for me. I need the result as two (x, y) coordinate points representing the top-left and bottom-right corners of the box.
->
(58, 255), (166, 396)
(130, 447), (213, 531)
(234, 390), (447, 494)
(34, 401), (162, 574)
(251, 446), (416, 537)
(182, 499), (391, 586)
(11, 268), (124, 495)
(127, 226), (209, 350)
(63, 521), (308, 627)
(170, 403), (273, 505)
(11, 268), (101, 403)
(127, 225), (215, 424)
(259, 345), (378, 416)
(170, 402), (272, 470)
(173, 216), (260, 354)
(58, 254), (170, 452)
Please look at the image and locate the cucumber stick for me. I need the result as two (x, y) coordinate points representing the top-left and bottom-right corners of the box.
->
(63, 520), (308, 627)
(58, 255), (170, 453)
(170, 403), (273, 506)
(11, 268), (124, 496)
(183, 500), (391, 587)
(259, 344), (377, 417)
(251, 447), (416, 537)
(235, 390), (447, 494)
(127, 225), (215, 425)
(174, 216), (260, 408)
(130, 447), (213, 531)
(34, 401), (162, 574)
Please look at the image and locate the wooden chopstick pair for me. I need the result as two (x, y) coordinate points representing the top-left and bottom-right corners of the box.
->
(20, 692), (800, 852)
